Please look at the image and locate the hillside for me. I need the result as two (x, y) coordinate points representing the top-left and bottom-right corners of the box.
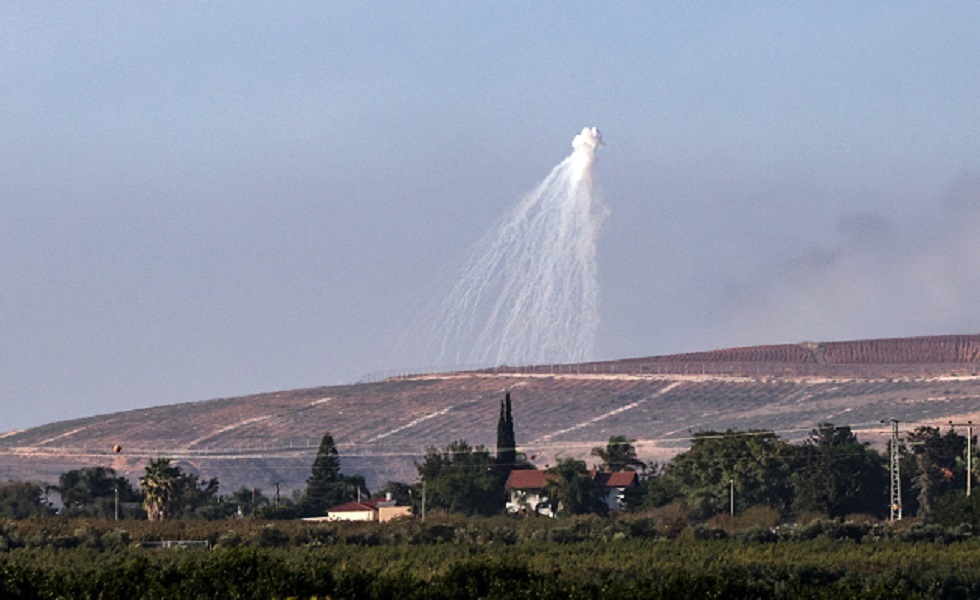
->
(1, 334), (978, 494)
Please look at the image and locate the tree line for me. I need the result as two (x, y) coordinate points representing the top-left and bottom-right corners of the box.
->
(403, 418), (980, 524)
(636, 422), (977, 522)
(0, 432), (364, 521)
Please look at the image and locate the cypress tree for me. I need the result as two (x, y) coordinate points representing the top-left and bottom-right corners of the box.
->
(496, 392), (517, 474)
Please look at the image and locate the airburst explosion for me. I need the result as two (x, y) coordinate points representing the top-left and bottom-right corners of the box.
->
(426, 127), (608, 367)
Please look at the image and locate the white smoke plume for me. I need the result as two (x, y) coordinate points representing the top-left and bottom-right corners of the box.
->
(412, 127), (609, 367)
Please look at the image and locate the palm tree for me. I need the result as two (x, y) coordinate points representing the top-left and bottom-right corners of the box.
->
(544, 458), (603, 516)
(139, 458), (181, 521)
(591, 435), (646, 472)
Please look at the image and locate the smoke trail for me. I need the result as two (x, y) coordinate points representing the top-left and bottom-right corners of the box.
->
(423, 127), (608, 367)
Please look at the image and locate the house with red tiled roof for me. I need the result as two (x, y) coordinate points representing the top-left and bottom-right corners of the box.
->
(593, 470), (639, 513)
(504, 469), (639, 517)
(505, 469), (556, 517)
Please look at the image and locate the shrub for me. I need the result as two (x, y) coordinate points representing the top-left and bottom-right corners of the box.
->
(692, 524), (728, 541)
(214, 530), (243, 548)
(300, 524), (337, 546)
(247, 525), (290, 548)
(709, 505), (781, 534)
(408, 522), (455, 544)
(736, 526), (778, 543)
(647, 502), (689, 537)
(626, 516), (659, 539)
(428, 560), (538, 600)
(930, 492), (980, 528)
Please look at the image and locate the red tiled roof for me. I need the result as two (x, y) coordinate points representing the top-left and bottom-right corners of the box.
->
(505, 469), (553, 490)
(506, 469), (637, 490)
(327, 501), (376, 513)
(594, 471), (638, 488)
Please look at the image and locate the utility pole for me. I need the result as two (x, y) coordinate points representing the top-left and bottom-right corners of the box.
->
(729, 478), (735, 517)
(949, 421), (974, 497)
(114, 484), (120, 521)
(888, 419), (902, 521)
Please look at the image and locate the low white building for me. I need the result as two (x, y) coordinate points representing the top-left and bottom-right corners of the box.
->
(303, 495), (414, 523)
(324, 501), (376, 521)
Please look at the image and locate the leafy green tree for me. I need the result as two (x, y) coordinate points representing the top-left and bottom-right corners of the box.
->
(929, 490), (980, 527)
(416, 440), (504, 516)
(228, 487), (270, 518)
(190, 486), (273, 520)
(377, 481), (414, 507)
(333, 474), (369, 505)
(57, 466), (139, 518)
(543, 458), (604, 516)
(0, 480), (53, 519)
(637, 462), (681, 511)
(591, 435), (646, 472)
(176, 471), (221, 519)
(663, 429), (799, 519)
(792, 423), (887, 518)
(301, 432), (368, 516)
(256, 490), (303, 520)
(903, 426), (967, 517)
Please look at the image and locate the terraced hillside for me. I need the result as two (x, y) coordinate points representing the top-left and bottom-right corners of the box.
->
(1, 334), (978, 493)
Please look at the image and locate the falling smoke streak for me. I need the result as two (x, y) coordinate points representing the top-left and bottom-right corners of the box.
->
(426, 127), (608, 367)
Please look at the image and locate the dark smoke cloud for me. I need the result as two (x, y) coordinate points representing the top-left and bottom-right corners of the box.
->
(716, 174), (980, 345)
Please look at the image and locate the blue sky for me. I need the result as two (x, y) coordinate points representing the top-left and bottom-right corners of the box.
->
(2, 3), (978, 431)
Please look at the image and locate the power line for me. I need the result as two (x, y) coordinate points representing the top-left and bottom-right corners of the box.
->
(883, 419), (902, 521)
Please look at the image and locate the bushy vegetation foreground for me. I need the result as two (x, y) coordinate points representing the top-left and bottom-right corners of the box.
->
(4, 515), (980, 599)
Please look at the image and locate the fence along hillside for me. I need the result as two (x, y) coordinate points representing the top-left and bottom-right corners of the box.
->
(372, 335), (980, 381)
(820, 334), (980, 364)
(555, 334), (980, 378)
